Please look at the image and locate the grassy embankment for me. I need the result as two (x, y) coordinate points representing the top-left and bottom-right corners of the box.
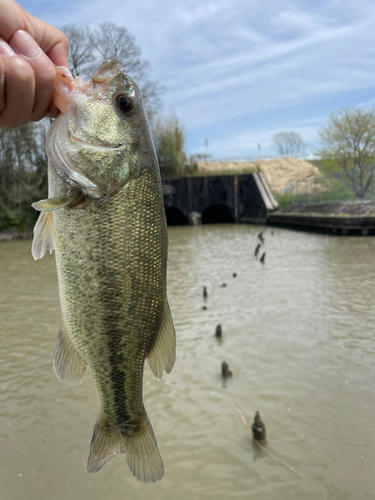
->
(276, 159), (374, 207)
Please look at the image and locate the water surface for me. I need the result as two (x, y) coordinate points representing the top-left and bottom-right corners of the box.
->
(1, 225), (374, 500)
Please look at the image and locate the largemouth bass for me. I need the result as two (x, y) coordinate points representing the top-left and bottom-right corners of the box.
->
(31, 58), (176, 483)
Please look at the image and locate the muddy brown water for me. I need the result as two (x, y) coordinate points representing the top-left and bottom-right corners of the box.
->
(1, 225), (375, 500)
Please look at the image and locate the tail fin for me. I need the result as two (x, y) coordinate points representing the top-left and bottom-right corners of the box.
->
(87, 413), (164, 483)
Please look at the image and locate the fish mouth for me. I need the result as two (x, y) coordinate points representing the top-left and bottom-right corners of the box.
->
(67, 129), (123, 150)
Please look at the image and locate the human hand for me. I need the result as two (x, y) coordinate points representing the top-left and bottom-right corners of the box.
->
(0, 0), (69, 127)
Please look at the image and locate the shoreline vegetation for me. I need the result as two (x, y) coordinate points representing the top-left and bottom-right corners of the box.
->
(0, 228), (33, 242)
(2, 156), (375, 242)
(3, 106), (373, 238)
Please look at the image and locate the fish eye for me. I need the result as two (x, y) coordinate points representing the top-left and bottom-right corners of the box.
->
(115, 94), (134, 113)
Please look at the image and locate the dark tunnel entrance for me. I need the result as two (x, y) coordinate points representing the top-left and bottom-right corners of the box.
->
(164, 206), (188, 226)
(201, 204), (235, 224)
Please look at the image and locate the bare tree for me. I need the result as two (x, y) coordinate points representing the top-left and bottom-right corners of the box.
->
(63, 22), (163, 121)
(63, 25), (96, 78)
(139, 79), (164, 124)
(316, 107), (375, 198)
(90, 23), (149, 82)
(90, 23), (163, 120)
(272, 131), (306, 156)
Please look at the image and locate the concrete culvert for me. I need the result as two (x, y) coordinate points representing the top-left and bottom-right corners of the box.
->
(202, 204), (234, 224)
(164, 206), (188, 226)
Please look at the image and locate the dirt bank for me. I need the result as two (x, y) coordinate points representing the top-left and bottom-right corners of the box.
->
(197, 158), (320, 195)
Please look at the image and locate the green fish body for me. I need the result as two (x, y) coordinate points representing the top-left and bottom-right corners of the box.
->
(32, 58), (175, 483)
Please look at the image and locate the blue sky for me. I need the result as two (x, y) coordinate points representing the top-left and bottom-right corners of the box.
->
(21, 0), (375, 158)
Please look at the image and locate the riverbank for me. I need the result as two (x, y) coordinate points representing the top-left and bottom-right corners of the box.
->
(276, 201), (375, 216)
(268, 201), (375, 235)
(0, 228), (33, 242)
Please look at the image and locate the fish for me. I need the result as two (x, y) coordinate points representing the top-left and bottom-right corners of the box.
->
(31, 57), (176, 483)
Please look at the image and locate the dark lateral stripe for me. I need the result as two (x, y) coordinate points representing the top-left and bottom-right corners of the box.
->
(108, 344), (129, 426)
(98, 264), (130, 427)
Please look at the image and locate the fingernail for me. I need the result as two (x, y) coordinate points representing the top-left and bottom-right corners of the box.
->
(0, 38), (16, 57)
(10, 30), (41, 58)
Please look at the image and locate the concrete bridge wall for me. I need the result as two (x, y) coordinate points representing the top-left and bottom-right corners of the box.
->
(162, 173), (278, 225)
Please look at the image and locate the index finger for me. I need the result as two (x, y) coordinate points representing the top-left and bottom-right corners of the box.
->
(26, 18), (69, 67)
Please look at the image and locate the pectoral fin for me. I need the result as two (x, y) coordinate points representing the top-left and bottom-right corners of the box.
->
(32, 192), (85, 211)
(53, 318), (87, 386)
(31, 211), (55, 260)
(147, 300), (176, 380)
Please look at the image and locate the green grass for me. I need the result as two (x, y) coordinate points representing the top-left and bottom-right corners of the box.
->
(309, 158), (342, 174)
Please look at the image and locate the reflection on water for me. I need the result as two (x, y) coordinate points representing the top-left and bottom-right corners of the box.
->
(1, 225), (375, 500)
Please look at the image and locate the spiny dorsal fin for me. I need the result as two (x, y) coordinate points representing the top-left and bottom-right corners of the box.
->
(53, 318), (87, 386)
(31, 211), (55, 260)
(147, 299), (176, 380)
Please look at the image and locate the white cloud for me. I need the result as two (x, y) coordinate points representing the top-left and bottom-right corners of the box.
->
(24, 0), (375, 157)
(198, 121), (321, 157)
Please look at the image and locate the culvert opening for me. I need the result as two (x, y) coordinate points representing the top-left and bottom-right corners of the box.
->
(164, 206), (188, 226)
(202, 204), (234, 224)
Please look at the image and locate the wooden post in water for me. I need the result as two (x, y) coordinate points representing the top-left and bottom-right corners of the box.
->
(234, 175), (238, 222)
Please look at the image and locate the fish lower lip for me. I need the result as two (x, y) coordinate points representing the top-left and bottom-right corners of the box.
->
(68, 129), (121, 149)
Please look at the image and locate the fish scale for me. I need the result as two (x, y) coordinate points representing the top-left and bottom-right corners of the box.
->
(55, 174), (165, 425)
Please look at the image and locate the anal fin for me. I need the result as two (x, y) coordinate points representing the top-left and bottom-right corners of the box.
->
(147, 299), (176, 380)
(31, 211), (55, 260)
(53, 318), (87, 386)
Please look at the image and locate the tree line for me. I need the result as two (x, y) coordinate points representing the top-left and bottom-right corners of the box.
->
(1, 22), (375, 232)
(272, 108), (375, 198)
(0, 22), (196, 232)
(0, 121), (48, 232)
